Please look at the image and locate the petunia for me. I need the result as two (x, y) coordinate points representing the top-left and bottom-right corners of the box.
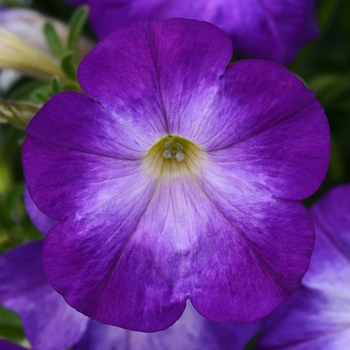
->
(257, 184), (350, 349)
(23, 19), (330, 331)
(86, 0), (319, 65)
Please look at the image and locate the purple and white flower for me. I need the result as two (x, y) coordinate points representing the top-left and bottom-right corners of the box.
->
(257, 184), (350, 349)
(23, 19), (330, 331)
(86, 0), (319, 65)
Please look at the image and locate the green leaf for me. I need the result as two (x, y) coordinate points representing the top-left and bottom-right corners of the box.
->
(307, 73), (350, 108)
(43, 22), (65, 60)
(68, 5), (89, 67)
(60, 51), (78, 81)
(0, 99), (41, 129)
(6, 80), (50, 101)
(0, 306), (24, 342)
(32, 90), (49, 104)
(318, 0), (338, 31)
(329, 137), (346, 182)
(244, 331), (262, 350)
(50, 76), (63, 95)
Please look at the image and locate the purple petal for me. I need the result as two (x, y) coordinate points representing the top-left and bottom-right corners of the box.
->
(0, 341), (26, 350)
(257, 286), (350, 349)
(74, 302), (263, 350)
(190, 179), (314, 322)
(24, 186), (58, 235)
(304, 184), (350, 289)
(192, 60), (329, 200)
(23, 92), (159, 222)
(89, 0), (319, 65)
(41, 177), (187, 331)
(25, 91), (156, 160)
(78, 19), (232, 137)
(257, 184), (350, 349)
(0, 241), (89, 350)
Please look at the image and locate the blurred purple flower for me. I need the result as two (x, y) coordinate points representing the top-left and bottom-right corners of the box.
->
(257, 184), (350, 349)
(84, 0), (319, 65)
(23, 19), (329, 331)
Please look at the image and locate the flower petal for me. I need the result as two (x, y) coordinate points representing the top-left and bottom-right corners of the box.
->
(198, 60), (329, 200)
(0, 241), (88, 350)
(257, 286), (350, 349)
(23, 134), (156, 221)
(78, 19), (232, 137)
(190, 174), (314, 322)
(25, 91), (155, 160)
(302, 184), (350, 291)
(42, 176), (202, 331)
(24, 186), (58, 235)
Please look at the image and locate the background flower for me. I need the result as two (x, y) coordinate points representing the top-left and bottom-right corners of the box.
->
(257, 184), (350, 349)
(23, 18), (329, 331)
(84, 0), (319, 65)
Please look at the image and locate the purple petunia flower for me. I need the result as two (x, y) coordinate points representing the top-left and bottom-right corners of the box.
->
(257, 184), (350, 349)
(0, 206), (263, 350)
(85, 0), (319, 65)
(23, 19), (330, 331)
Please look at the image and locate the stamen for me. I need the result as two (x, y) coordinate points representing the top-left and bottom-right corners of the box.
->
(143, 134), (207, 179)
(162, 141), (185, 162)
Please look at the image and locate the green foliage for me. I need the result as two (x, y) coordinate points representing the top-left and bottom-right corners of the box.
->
(43, 22), (66, 60)
(0, 305), (24, 342)
(244, 332), (261, 350)
(50, 76), (64, 95)
(60, 51), (78, 80)
(68, 5), (89, 67)
(0, 99), (41, 128)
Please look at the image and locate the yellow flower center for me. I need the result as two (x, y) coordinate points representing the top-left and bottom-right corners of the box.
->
(143, 135), (207, 179)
